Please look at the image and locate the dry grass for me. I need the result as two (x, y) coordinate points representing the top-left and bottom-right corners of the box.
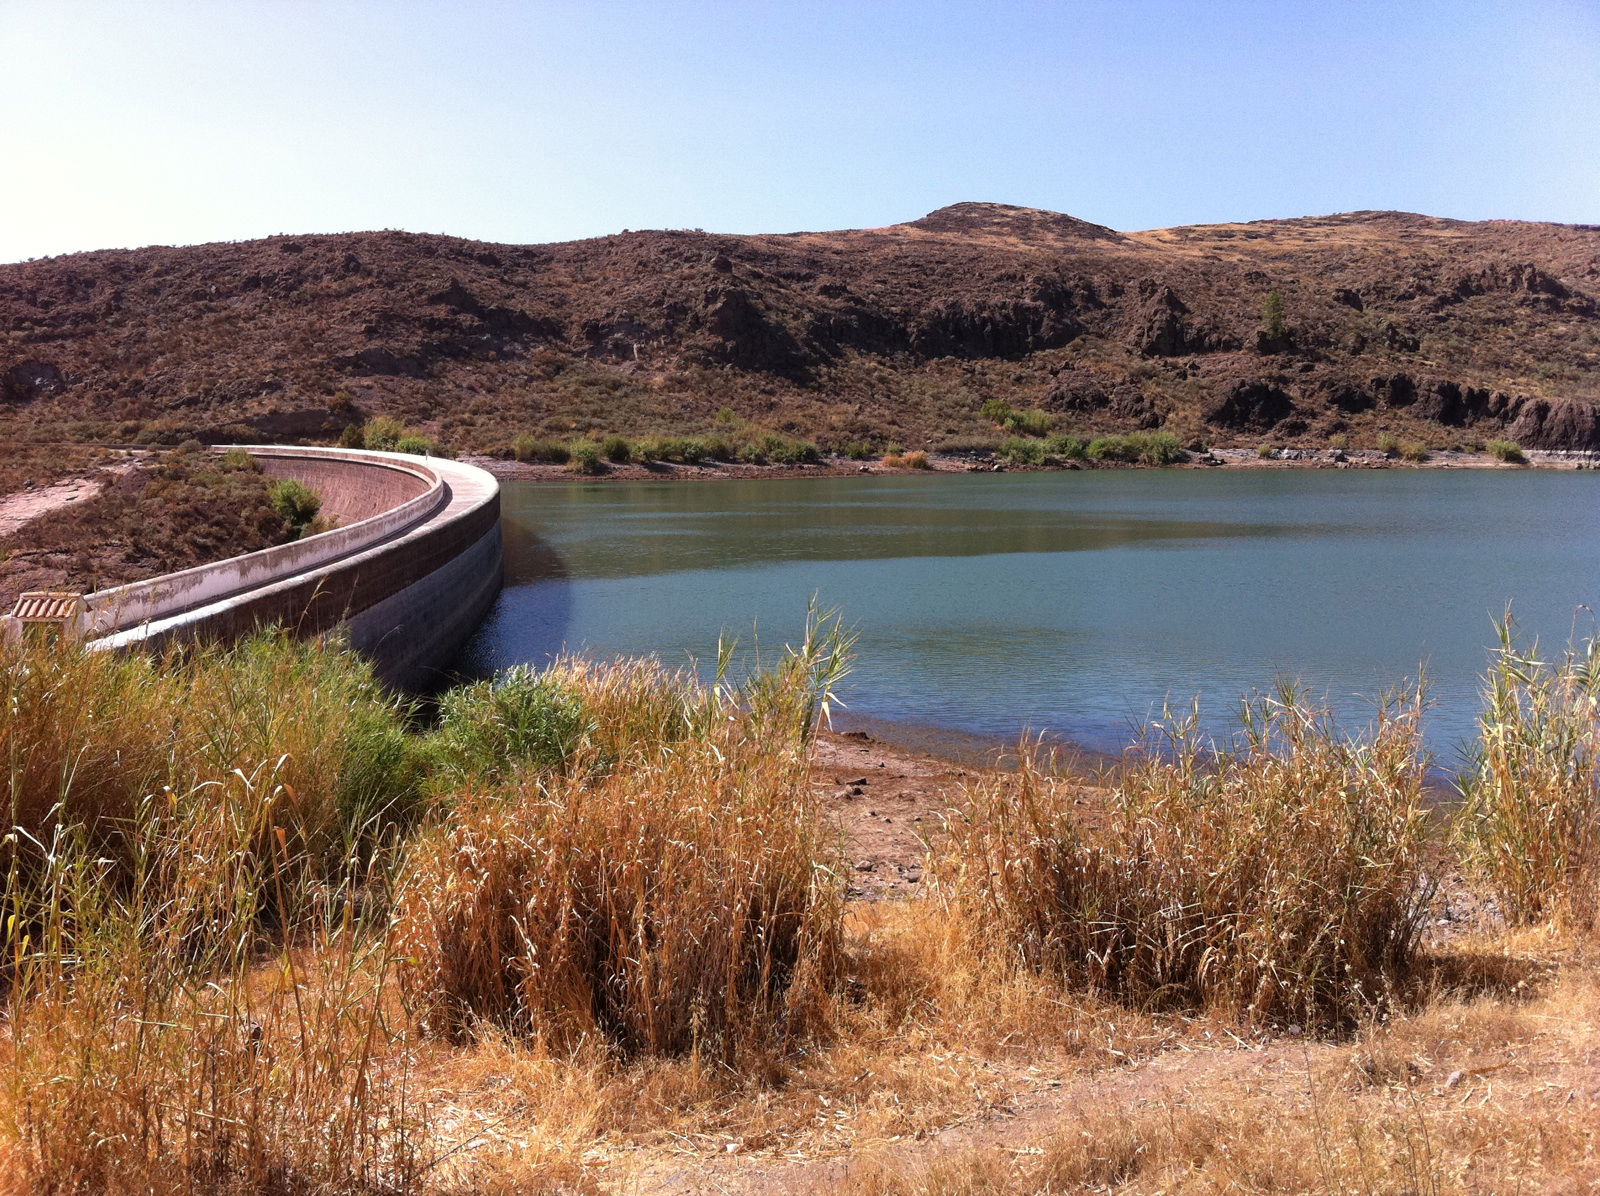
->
(823, 939), (1600, 1194)
(419, 898), (1174, 1189)
(395, 734), (842, 1060)
(0, 443), (117, 498)
(881, 450), (931, 470)
(395, 618), (854, 1061)
(1455, 622), (1600, 929)
(10, 617), (1600, 1192)
(939, 691), (1435, 1028)
(0, 695), (431, 1193)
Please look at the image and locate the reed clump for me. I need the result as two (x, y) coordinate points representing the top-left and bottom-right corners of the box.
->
(2, 632), (418, 870)
(1455, 623), (1600, 928)
(1, 632), (421, 977)
(3, 799), (431, 1192)
(395, 615), (854, 1061)
(1, 665), (433, 1192)
(939, 691), (1435, 1028)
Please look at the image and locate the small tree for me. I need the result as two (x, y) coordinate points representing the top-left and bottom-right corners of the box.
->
(1262, 290), (1287, 342)
(270, 478), (322, 535)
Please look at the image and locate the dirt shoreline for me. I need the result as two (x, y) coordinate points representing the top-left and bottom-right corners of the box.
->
(469, 445), (1596, 485)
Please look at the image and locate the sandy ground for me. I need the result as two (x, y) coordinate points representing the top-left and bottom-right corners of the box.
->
(810, 728), (983, 900)
(0, 469), (116, 541)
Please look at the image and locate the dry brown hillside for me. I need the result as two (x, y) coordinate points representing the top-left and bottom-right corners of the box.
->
(3, 202), (1598, 452)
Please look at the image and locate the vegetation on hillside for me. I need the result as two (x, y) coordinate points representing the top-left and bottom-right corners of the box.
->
(3, 204), (1599, 459)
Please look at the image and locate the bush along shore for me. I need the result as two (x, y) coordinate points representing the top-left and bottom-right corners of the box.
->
(324, 415), (1591, 480)
(2, 613), (1599, 1191)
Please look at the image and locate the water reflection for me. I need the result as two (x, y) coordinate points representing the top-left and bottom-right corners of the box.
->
(459, 470), (1600, 759)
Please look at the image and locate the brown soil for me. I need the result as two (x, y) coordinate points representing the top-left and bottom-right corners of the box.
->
(4, 202), (1599, 459)
(0, 455), (140, 541)
(810, 728), (982, 900)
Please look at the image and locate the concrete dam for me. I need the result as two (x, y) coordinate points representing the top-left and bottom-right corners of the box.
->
(2, 446), (503, 690)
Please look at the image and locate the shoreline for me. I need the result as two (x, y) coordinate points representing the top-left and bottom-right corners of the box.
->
(468, 444), (1600, 485)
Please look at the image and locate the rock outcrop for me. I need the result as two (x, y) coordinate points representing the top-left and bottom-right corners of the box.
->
(2, 202), (1598, 449)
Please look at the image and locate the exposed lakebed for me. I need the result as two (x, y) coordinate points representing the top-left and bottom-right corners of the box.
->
(458, 469), (1600, 764)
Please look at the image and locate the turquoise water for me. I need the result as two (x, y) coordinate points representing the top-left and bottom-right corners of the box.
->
(457, 470), (1600, 764)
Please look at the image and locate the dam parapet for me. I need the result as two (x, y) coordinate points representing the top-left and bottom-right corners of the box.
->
(2, 446), (502, 690)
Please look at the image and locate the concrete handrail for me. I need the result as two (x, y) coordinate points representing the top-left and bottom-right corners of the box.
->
(81, 446), (448, 637)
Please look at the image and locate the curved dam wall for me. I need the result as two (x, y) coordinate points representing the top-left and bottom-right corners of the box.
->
(77, 446), (502, 691)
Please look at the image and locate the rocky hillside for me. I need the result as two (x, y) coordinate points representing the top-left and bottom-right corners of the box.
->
(3, 202), (1599, 452)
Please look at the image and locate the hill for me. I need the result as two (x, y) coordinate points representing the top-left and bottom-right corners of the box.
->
(3, 202), (1599, 453)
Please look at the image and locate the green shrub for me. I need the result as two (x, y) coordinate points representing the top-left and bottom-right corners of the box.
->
(601, 434), (632, 463)
(1487, 439), (1527, 464)
(421, 665), (593, 789)
(699, 435), (733, 461)
(394, 435), (435, 456)
(361, 417), (406, 452)
(844, 442), (876, 461)
(1262, 289), (1287, 341)
(1377, 432), (1400, 457)
(219, 448), (258, 472)
(565, 440), (604, 474)
(1399, 441), (1429, 463)
(1087, 431), (1185, 465)
(979, 398), (1014, 426)
(1044, 433), (1088, 461)
(741, 435), (819, 465)
(511, 435), (569, 464)
(661, 437), (704, 463)
(773, 439), (820, 465)
(1003, 409), (1054, 437)
(998, 436), (1046, 466)
(269, 478), (322, 533)
(1257, 443), (1276, 459)
(338, 424), (364, 449)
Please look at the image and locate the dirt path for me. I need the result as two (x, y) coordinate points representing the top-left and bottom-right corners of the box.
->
(0, 458), (142, 542)
(633, 1037), (1342, 1194)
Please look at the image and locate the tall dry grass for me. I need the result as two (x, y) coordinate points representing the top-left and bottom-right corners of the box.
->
(939, 690), (1436, 1027)
(2, 631), (419, 901)
(395, 611), (855, 1061)
(0, 632), (437, 1191)
(1455, 622), (1600, 929)
(1, 735), (433, 1193)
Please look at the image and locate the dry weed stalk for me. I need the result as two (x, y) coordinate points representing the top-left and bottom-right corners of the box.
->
(1455, 619), (1600, 928)
(2, 765), (433, 1194)
(396, 608), (853, 1061)
(940, 690), (1435, 1027)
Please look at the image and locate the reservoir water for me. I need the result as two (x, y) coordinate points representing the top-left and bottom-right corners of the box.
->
(457, 469), (1600, 765)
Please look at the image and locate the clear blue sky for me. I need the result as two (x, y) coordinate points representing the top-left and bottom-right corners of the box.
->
(1, 0), (1596, 263)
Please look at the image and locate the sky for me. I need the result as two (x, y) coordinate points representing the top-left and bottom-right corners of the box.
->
(1, 0), (1597, 263)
